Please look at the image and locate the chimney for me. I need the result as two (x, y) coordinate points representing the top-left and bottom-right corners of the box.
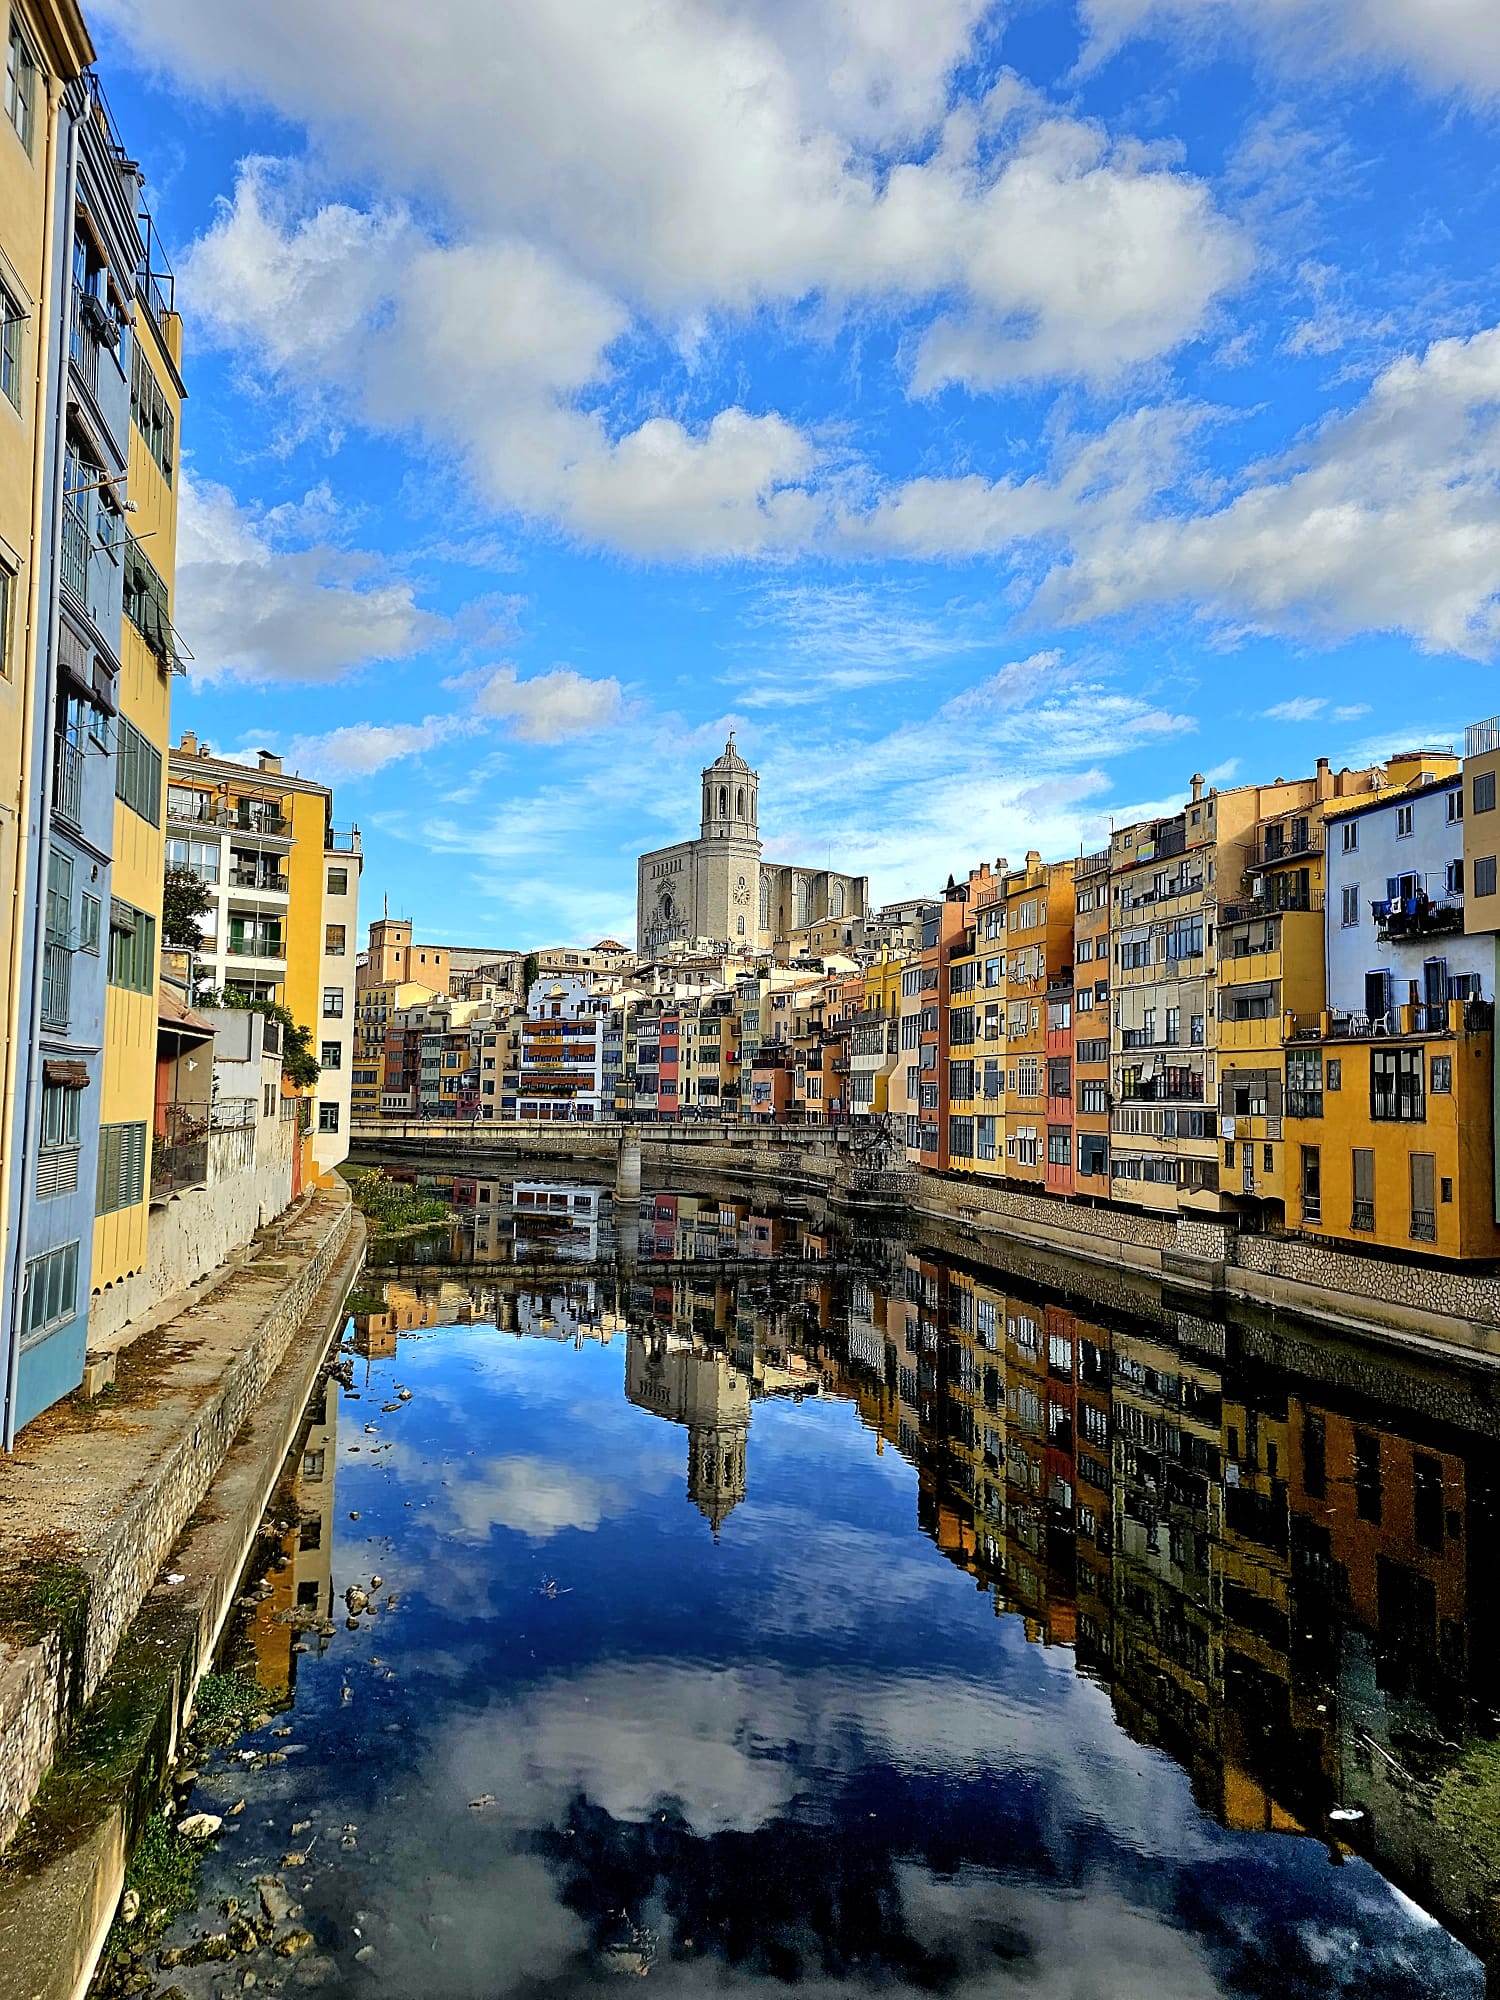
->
(179, 730), (197, 757)
(1316, 755), (1332, 801)
(257, 750), (282, 774)
(198, 742), (212, 758)
(1189, 773), (1205, 803)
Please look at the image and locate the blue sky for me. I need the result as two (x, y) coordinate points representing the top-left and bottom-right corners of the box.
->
(92, 0), (1500, 949)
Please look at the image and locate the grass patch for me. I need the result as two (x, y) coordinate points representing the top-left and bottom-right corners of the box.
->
(190, 1669), (266, 1733)
(346, 1167), (450, 1235)
(0, 1558), (89, 1647)
(94, 1813), (203, 1989)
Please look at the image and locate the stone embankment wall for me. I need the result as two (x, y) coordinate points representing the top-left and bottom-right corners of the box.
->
(0, 1188), (355, 1858)
(87, 1124), (299, 1351)
(353, 1121), (1500, 1357)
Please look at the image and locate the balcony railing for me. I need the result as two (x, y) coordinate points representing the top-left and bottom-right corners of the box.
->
(210, 1096), (256, 1131)
(60, 508), (89, 606)
(326, 825), (362, 854)
(1411, 1208), (1437, 1244)
(229, 868), (289, 893)
(1255, 824), (1323, 867)
(152, 1102), (211, 1200)
(1373, 894), (1463, 943)
(52, 738), (83, 827)
(226, 938), (286, 961)
(41, 942), (71, 1030)
(1466, 717), (1500, 758)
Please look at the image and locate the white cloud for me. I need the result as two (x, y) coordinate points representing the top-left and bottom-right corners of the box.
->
(105, 3), (1247, 557)
(1080, 0), (1500, 104)
(1262, 696), (1326, 721)
(283, 714), (474, 777)
(1332, 702), (1371, 719)
(1036, 322), (1500, 660)
(177, 474), (443, 682)
(471, 665), (625, 741)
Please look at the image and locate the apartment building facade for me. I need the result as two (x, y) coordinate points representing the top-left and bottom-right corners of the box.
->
(166, 737), (361, 1173)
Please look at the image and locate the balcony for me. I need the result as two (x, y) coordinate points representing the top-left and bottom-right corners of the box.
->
(1467, 716), (1500, 758)
(1373, 893), (1463, 943)
(1222, 888), (1324, 926)
(1076, 848), (1111, 881)
(1254, 823), (1322, 868)
(326, 825), (362, 854)
(230, 867), (289, 893)
(152, 1103), (210, 1200)
(226, 937), (286, 962)
(53, 738), (84, 827)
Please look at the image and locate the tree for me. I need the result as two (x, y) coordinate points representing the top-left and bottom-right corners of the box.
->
(200, 988), (320, 1090)
(162, 867), (213, 948)
(522, 951), (540, 997)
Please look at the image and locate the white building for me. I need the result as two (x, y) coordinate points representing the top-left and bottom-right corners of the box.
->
(1324, 773), (1487, 1024)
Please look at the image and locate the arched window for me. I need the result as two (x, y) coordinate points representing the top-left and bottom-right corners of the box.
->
(737, 787), (745, 819)
(719, 786), (728, 817)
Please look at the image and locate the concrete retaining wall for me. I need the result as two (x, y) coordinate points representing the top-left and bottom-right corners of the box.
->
(353, 1120), (1500, 1356)
(0, 1188), (354, 1859)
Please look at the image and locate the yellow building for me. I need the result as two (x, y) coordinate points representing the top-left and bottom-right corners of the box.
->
(166, 737), (362, 1177)
(1216, 760), (1391, 1225)
(94, 267), (185, 1302)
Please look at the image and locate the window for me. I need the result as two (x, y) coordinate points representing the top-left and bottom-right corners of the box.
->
(1340, 883), (1359, 928)
(115, 718), (163, 825)
(1352, 1147), (1375, 1233)
(1476, 771), (1497, 814)
(22, 1241), (78, 1343)
(1327, 1058), (1341, 1092)
(1429, 1054), (1452, 1093)
(1372, 1047), (1424, 1123)
(40, 1080), (81, 1150)
(1477, 856), (1498, 898)
(1341, 820), (1358, 853)
(1078, 1133), (1108, 1178)
(0, 279), (21, 412)
(1300, 1145), (1321, 1225)
(1165, 1005), (1180, 1044)
(1447, 860), (1464, 896)
(327, 867), (348, 897)
(1286, 1048), (1322, 1119)
(1078, 1080), (1107, 1115)
(6, 13), (37, 153)
(123, 536), (173, 664)
(1047, 1127), (1071, 1167)
(1410, 1152), (1437, 1243)
(129, 340), (174, 482)
(107, 900), (156, 994)
(1396, 803), (1414, 839)
(948, 1115), (973, 1159)
(949, 1059), (974, 1100)
(320, 1041), (343, 1070)
(1448, 789), (1465, 823)
(1165, 916), (1203, 961)
(79, 892), (100, 954)
(97, 1121), (147, 1213)
(165, 836), (220, 884)
(325, 924), (346, 956)
(322, 987), (345, 1018)
(318, 1103), (341, 1134)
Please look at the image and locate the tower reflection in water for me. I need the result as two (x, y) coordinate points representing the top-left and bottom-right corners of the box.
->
(353, 1174), (1500, 1970)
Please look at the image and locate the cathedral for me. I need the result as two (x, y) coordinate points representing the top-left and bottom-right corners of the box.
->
(636, 736), (869, 959)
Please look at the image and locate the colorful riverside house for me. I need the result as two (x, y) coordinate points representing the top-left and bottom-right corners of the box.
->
(2, 49), (173, 1441)
(1071, 848), (1111, 1196)
(1283, 764), (1500, 1261)
(911, 879), (969, 1168)
(943, 920), (978, 1170)
(1216, 758), (1394, 1228)
(94, 135), (185, 1338)
(1003, 853), (1074, 1188)
(165, 740), (362, 1176)
(0, 1), (93, 1436)
(1461, 713), (1500, 1226)
(969, 865), (1006, 1178)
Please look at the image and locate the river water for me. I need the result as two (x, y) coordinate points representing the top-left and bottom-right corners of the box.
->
(141, 1175), (1500, 1996)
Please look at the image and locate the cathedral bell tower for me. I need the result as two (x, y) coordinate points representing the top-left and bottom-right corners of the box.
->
(701, 734), (759, 842)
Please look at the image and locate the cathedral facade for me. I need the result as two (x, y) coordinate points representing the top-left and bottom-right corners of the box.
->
(636, 737), (869, 959)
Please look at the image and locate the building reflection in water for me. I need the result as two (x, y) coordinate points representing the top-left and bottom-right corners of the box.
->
(352, 1176), (1500, 1970)
(242, 1374), (338, 1699)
